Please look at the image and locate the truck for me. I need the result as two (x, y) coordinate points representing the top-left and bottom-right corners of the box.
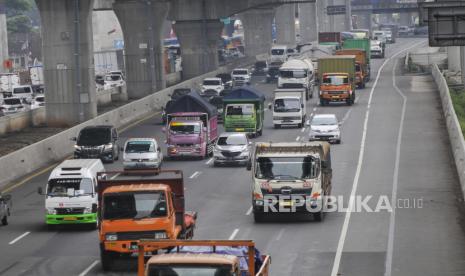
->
(0, 193), (12, 225)
(97, 170), (197, 271)
(270, 45), (288, 64)
(247, 142), (332, 222)
(29, 65), (44, 86)
(380, 24), (398, 43)
(165, 91), (218, 159)
(0, 73), (20, 95)
(272, 88), (307, 129)
(318, 32), (342, 49)
(342, 38), (371, 80)
(266, 61), (281, 83)
(223, 86), (265, 137)
(137, 240), (271, 276)
(318, 55), (356, 106)
(278, 59), (314, 100)
(335, 49), (368, 88)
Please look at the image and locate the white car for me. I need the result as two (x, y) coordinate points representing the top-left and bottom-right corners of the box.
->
(1, 97), (25, 115)
(11, 85), (33, 104)
(372, 31), (387, 45)
(122, 138), (163, 170)
(370, 40), (385, 58)
(231, 68), (251, 87)
(31, 95), (45, 109)
(201, 77), (224, 96)
(309, 114), (341, 144)
(213, 132), (251, 166)
(104, 74), (125, 90)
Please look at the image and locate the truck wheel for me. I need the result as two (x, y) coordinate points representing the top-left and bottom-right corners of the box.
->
(253, 212), (264, 223)
(100, 248), (114, 271)
(274, 124), (280, 129)
(258, 129), (263, 136)
(314, 211), (324, 222)
(1, 215), (7, 225)
(347, 99), (353, 106)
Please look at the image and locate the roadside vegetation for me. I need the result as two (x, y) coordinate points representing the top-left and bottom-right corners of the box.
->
(449, 85), (465, 136)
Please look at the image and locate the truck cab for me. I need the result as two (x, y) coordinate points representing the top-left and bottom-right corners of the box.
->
(318, 55), (356, 106)
(270, 45), (288, 64)
(278, 59), (314, 100)
(272, 88), (306, 128)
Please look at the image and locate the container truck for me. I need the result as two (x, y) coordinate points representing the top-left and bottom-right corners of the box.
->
(223, 86), (265, 137)
(318, 32), (342, 46)
(0, 73), (20, 95)
(342, 38), (371, 80)
(137, 240), (271, 276)
(335, 49), (368, 88)
(278, 59), (314, 99)
(272, 88), (307, 128)
(247, 142), (332, 222)
(97, 170), (197, 271)
(318, 55), (356, 106)
(165, 91), (218, 159)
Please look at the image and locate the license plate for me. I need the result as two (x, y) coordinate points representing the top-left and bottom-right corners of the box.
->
(64, 217), (77, 221)
(235, 128), (244, 131)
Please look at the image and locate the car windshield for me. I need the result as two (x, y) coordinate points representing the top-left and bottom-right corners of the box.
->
(170, 123), (201, 134)
(255, 61), (267, 68)
(77, 128), (111, 146)
(4, 98), (21, 105)
(232, 70), (248, 75)
(105, 75), (121, 81)
(217, 135), (247, 146)
(271, 49), (285, 55)
(322, 75), (348, 85)
(47, 178), (93, 197)
(125, 141), (155, 153)
(147, 265), (232, 276)
(103, 192), (167, 220)
(255, 156), (319, 180)
(35, 97), (45, 103)
(280, 70), (307, 78)
(226, 104), (254, 116)
(312, 116), (337, 126)
(274, 98), (300, 112)
(13, 87), (31, 94)
(203, 80), (221, 86)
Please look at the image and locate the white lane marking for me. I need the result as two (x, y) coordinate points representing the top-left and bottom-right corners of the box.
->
(340, 109), (353, 126)
(296, 136), (300, 141)
(9, 232), (30, 245)
(189, 171), (201, 179)
(384, 59), (407, 276)
(330, 40), (426, 276)
(205, 158), (213, 165)
(246, 206), (253, 216)
(275, 228), (285, 241)
(229, 228), (239, 240)
(301, 127), (305, 132)
(78, 260), (100, 276)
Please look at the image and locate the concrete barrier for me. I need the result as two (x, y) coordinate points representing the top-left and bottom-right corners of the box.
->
(431, 64), (465, 199)
(0, 57), (258, 189)
(0, 107), (46, 136)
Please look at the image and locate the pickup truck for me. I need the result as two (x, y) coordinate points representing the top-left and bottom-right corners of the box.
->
(0, 193), (12, 225)
(137, 240), (271, 276)
(97, 170), (197, 271)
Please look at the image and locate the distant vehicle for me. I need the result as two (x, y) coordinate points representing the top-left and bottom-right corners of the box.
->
(371, 40), (385, 58)
(11, 85), (33, 104)
(213, 132), (251, 166)
(309, 114), (341, 144)
(162, 88), (196, 124)
(37, 159), (105, 229)
(414, 26), (428, 35)
(381, 29), (394, 43)
(122, 138), (163, 170)
(270, 45), (288, 64)
(0, 193), (12, 226)
(95, 75), (105, 86)
(372, 30), (387, 47)
(318, 56), (357, 106)
(29, 65), (44, 86)
(0, 73), (20, 94)
(1, 97), (24, 115)
(398, 25), (411, 36)
(201, 77), (224, 96)
(208, 96), (224, 122)
(72, 125), (120, 163)
(231, 68), (251, 87)
(278, 58), (314, 100)
(104, 74), (125, 89)
(31, 95), (45, 109)
(380, 24), (398, 43)
(351, 29), (370, 39)
(251, 60), (268, 76)
(286, 47), (298, 58)
(272, 88), (307, 128)
(109, 70), (124, 80)
(215, 73), (233, 89)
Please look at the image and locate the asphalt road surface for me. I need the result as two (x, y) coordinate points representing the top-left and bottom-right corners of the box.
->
(1, 38), (465, 276)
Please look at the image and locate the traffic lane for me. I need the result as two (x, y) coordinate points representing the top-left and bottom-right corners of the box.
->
(391, 74), (465, 274)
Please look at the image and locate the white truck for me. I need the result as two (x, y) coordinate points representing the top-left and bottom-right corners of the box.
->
(0, 73), (20, 95)
(29, 66), (44, 86)
(270, 45), (288, 64)
(38, 159), (105, 229)
(278, 59), (314, 100)
(271, 88), (307, 129)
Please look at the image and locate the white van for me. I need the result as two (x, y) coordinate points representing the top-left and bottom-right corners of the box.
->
(12, 85), (33, 103)
(270, 45), (288, 64)
(38, 159), (105, 229)
(272, 88), (307, 128)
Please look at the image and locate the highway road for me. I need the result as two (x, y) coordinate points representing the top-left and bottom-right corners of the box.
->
(1, 37), (465, 276)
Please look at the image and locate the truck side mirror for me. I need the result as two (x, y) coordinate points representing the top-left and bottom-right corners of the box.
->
(268, 103), (272, 110)
(246, 160), (252, 171)
(37, 187), (43, 195)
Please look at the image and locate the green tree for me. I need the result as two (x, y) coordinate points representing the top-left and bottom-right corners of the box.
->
(6, 0), (32, 33)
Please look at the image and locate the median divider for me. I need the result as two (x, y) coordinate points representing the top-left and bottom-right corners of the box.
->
(431, 63), (465, 199)
(0, 56), (259, 190)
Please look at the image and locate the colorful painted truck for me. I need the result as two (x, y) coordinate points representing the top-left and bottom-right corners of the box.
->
(318, 55), (356, 106)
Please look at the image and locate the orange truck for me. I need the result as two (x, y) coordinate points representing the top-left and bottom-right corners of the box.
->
(97, 170), (197, 271)
(335, 49), (368, 89)
(318, 55), (356, 106)
(137, 240), (271, 276)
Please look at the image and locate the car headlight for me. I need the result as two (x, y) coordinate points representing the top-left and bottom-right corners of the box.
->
(83, 207), (92, 214)
(74, 145), (81, 150)
(46, 208), (56, 215)
(105, 233), (118, 241)
(103, 143), (113, 151)
(154, 231), (167, 239)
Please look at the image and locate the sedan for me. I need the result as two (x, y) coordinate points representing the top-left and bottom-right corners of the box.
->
(122, 138), (163, 170)
(309, 114), (341, 144)
(213, 132), (251, 166)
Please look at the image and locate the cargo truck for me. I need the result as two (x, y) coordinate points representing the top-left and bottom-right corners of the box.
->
(137, 240), (271, 276)
(335, 49), (368, 88)
(97, 170), (197, 271)
(247, 142), (332, 222)
(278, 59), (314, 99)
(318, 55), (356, 106)
(272, 88), (307, 128)
(165, 91), (218, 159)
(318, 32), (342, 49)
(223, 86), (265, 137)
(342, 38), (371, 80)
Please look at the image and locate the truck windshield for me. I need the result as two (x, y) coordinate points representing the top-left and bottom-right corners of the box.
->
(13, 87), (31, 94)
(255, 156), (319, 180)
(47, 178), (93, 197)
(103, 192), (167, 220)
(274, 98), (300, 112)
(226, 104), (254, 116)
(170, 123), (201, 134)
(77, 128), (111, 146)
(147, 265), (232, 276)
(125, 141), (155, 153)
(271, 49), (285, 55)
(322, 76), (348, 85)
(280, 70), (307, 78)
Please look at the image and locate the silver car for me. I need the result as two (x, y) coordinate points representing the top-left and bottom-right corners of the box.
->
(213, 132), (252, 166)
(309, 114), (341, 144)
(123, 138), (163, 170)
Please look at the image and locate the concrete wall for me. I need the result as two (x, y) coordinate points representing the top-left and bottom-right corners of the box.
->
(0, 57), (256, 189)
(0, 108), (46, 135)
(431, 64), (465, 202)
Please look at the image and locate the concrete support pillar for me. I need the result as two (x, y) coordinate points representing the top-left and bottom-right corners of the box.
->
(0, 2), (8, 74)
(36, 0), (97, 126)
(173, 20), (223, 80)
(275, 4), (296, 46)
(448, 47), (461, 72)
(299, 2), (318, 44)
(114, 0), (168, 99)
(461, 47), (465, 85)
(399, 13), (411, 26)
(317, 0), (328, 32)
(240, 8), (275, 57)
